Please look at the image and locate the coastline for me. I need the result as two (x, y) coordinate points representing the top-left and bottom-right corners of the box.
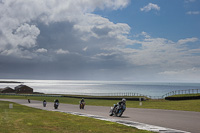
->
(0, 81), (23, 83)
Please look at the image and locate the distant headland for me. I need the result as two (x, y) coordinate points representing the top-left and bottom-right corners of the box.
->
(0, 81), (23, 83)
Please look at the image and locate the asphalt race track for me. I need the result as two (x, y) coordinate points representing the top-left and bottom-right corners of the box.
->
(1, 99), (200, 133)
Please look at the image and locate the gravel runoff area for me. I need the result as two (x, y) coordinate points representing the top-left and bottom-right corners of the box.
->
(1, 99), (200, 133)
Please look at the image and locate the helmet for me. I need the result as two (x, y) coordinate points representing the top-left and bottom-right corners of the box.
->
(122, 98), (126, 103)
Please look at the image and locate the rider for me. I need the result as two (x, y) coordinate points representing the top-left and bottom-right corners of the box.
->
(80, 98), (85, 109)
(43, 99), (47, 107)
(54, 99), (59, 104)
(80, 98), (85, 103)
(115, 98), (126, 111)
(119, 98), (126, 105)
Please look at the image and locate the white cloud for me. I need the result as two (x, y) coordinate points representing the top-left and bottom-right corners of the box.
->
(73, 13), (132, 45)
(141, 31), (151, 38)
(140, 3), (160, 12)
(177, 37), (198, 44)
(188, 49), (200, 54)
(186, 11), (200, 15)
(159, 67), (200, 81)
(0, 0), (130, 58)
(185, 0), (196, 3)
(56, 49), (69, 54)
(104, 32), (200, 70)
(83, 47), (88, 51)
(36, 48), (48, 53)
(14, 23), (40, 48)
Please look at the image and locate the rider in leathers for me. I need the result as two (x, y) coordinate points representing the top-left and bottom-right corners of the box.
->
(115, 98), (126, 112)
(80, 98), (85, 109)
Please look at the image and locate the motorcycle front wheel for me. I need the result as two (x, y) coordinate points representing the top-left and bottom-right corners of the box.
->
(109, 109), (113, 116)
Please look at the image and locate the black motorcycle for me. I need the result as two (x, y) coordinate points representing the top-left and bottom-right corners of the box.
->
(109, 103), (126, 117)
(54, 102), (59, 109)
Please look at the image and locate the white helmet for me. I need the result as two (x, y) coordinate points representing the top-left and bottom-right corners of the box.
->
(122, 98), (126, 103)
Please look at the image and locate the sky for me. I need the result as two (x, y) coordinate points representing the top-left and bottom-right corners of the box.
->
(0, 0), (200, 82)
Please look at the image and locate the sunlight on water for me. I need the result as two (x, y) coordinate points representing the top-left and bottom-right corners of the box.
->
(1, 79), (200, 96)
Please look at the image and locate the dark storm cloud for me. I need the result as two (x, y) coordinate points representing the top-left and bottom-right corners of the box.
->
(37, 22), (82, 50)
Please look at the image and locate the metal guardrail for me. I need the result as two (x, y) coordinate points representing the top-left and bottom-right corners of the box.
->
(77, 92), (147, 97)
(162, 89), (200, 98)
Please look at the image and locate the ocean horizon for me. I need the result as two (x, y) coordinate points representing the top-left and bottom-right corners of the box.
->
(1, 79), (200, 97)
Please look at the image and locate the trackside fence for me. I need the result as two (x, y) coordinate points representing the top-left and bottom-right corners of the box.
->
(162, 89), (200, 98)
(76, 92), (147, 97)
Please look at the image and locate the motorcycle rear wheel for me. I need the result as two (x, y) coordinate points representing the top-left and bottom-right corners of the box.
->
(116, 110), (123, 117)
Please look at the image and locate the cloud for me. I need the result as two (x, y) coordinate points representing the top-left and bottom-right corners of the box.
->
(185, 0), (196, 3)
(14, 23), (40, 48)
(105, 32), (200, 81)
(83, 47), (88, 51)
(0, 23), (40, 58)
(0, 0), (130, 58)
(36, 48), (48, 53)
(177, 37), (198, 44)
(55, 49), (70, 54)
(140, 3), (160, 12)
(159, 67), (200, 81)
(186, 11), (200, 15)
(105, 32), (200, 70)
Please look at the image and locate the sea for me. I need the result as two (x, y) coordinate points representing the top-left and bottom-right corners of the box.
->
(1, 79), (200, 97)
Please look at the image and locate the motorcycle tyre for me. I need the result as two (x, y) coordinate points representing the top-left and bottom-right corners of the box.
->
(54, 105), (58, 109)
(117, 112), (123, 117)
(80, 103), (84, 109)
(116, 111), (123, 117)
(109, 109), (114, 116)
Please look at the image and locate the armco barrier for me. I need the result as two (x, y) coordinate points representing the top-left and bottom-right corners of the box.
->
(165, 96), (200, 100)
(162, 89), (200, 98)
(63, 95), (146, 101)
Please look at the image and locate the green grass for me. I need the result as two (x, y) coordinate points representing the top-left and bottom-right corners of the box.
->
(0, 101), (152, 133)
(1, 94), (200, 112)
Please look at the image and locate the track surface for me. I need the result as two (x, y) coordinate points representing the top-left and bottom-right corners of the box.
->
(1, 99), (200, 133)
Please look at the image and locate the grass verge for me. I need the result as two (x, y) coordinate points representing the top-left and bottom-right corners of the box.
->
(0, 94), (200, 112)
(0, 101), (152, 133)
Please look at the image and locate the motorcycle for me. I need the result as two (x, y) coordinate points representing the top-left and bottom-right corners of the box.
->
(79, 101), (85, 109)
(54, 102), (59, 109)
(43, 101), (47, 107)
(109, 103), (126, 117)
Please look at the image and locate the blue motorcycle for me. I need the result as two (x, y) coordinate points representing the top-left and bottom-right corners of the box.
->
(109, 103), (126, 117)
